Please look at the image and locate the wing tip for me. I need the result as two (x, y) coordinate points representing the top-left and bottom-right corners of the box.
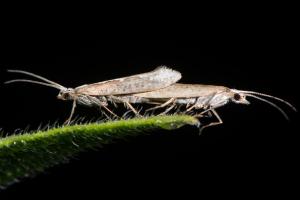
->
(154, 66), (182, 77)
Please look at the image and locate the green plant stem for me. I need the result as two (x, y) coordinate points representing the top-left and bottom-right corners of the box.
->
(0, 115), (198, 188)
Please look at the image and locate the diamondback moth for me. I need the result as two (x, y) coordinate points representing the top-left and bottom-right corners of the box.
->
(117, 83), (297, 132)
(5, 67), (182, 124)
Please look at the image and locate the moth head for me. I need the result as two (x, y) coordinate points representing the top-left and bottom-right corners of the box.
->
(57, 88), (76, 100)
(230, 92), (250, 105)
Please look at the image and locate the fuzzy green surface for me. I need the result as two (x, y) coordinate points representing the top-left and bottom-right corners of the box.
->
(0, 115), (198, 188)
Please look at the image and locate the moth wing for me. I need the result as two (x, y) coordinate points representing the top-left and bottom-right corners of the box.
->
(75, 66), (182, 96)
(134, 84), (228, 98)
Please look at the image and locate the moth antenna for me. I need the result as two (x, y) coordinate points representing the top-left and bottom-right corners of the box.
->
(246, 94), (290, 120)
(237, 90), (297, 112)
(4, 79), (63, 90)
(7, 69), (65, 89)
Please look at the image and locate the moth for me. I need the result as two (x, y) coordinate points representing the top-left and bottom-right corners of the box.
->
(114, 83), (297, 132)
(5, 67), (182, 124)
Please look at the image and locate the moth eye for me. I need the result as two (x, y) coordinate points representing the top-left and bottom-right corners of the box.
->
(234, 93), (241, 101)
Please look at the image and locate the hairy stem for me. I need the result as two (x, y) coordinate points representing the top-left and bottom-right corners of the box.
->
(0, 115), (198, 188)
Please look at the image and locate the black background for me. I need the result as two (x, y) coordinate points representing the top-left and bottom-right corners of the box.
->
(0, 39), (298, 196)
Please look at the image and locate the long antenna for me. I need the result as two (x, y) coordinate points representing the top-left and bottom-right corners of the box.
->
(4, 79), (63, 90)
(236, 90), (297, 112)
(7, 69), (65, 89)
(246, 94), (290, 120)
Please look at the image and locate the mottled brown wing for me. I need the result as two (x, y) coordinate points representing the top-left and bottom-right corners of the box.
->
(75, 66), (181, 96)
(134, 84), (229, 98)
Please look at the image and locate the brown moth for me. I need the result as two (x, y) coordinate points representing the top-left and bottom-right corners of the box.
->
(114, 83), (297, 133)
(5, 67), (182, 124)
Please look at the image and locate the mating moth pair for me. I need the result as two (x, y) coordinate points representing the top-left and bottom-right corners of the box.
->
(5, 67), (296, 132)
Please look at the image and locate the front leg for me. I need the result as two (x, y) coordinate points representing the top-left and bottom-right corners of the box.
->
(197, 109), (223, 134)
(64, 99), (77, 125)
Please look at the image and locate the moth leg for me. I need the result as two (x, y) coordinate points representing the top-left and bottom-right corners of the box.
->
(186, 102), (192, 109)
(192, 108), (212, 118)
(100, 103), (120, 119)
(187, 93), (217, 113)
(108, 96), (141, 117)
(158, 103), (176, 115)
(125, 102), (142, 117)
(186, 98), (200, 112)
(198, 109), (223, 135)
(101, 109), (112, 120)
(84, 95), (120, 119)
(146, 98), (175, 112)
(64, 99), (77, 125)
(186, 104), (197, 112)
(175, 104), (184, 114)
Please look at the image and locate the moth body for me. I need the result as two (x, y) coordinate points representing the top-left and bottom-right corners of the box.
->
(5, 67), (181, 123)
(115, 82), (295, 133)
(130, 83), (250, 109)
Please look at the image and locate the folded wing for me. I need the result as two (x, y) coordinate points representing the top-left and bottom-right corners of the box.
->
(133, 84), (229, 98)
(75, 66), (182, 96)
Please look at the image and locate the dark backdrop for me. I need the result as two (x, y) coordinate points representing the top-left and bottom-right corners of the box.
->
(0, 39), (298, 196)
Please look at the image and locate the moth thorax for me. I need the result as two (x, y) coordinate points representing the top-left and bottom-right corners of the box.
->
(209, 92), (232, 109)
